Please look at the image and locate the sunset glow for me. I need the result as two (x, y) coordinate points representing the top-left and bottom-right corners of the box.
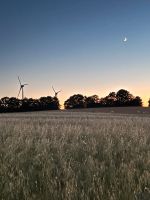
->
(0, 0), (150, 106)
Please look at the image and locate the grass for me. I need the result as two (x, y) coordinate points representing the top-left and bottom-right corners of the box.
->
(0, 111), (150, 200)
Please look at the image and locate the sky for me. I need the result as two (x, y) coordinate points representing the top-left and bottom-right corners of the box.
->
(0, 0), (150, 106)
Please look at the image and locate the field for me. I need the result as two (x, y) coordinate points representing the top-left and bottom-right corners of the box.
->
(0, 108), (150, 200)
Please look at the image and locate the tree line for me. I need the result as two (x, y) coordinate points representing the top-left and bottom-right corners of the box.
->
(0, 89), (148, 113)
(0, 96), (60, 113)
(64, 89), (143, 109)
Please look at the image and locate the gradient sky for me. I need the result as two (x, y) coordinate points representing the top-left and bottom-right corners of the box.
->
(0, 0), (150, 106)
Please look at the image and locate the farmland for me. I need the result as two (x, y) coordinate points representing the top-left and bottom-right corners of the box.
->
(0, 108), (150, 200)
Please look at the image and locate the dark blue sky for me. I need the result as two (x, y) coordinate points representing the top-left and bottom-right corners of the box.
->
(0, 0), (150, 105)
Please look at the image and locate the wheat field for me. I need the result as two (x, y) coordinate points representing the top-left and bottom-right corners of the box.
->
(0, 110), (150, 200)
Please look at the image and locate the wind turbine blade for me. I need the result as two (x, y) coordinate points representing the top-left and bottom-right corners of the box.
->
(24, 84), (28, 86)
(17, 87), (21, 98)
(22, 88), (24, 99)
(18, 76), (21, 86)
(52, 86), (56, 93)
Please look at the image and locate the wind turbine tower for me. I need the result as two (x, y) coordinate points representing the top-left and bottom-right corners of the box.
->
(17, 76), (28, 99)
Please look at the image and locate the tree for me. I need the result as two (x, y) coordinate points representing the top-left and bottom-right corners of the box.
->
(86, 95), (100, 108)
(0, 95), (60, 112)
(21, 98), (30, 111)
(39, 96), (60, 110)
(148, 99), (150, 107)
(23, 98), (40, 111)
(0, 99), (3, 112)
(52, 97), (61, 110)
(8, 97), (21, 111)
(116, 89), (133, 106)
(64, 94), (86, 109)
(0, 97), (10, 112)
(102, 92), (117, 107)
(130, 96), (142, 107)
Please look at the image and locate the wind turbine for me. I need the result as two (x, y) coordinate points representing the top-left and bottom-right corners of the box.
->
(17, 76), (28, 99)
(52, 86), (61, 97)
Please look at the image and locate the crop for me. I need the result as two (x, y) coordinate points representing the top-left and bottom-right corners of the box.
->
(0, 111), (150, 200)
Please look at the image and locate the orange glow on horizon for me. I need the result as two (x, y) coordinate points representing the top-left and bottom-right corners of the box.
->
(1, 88), (149, 107)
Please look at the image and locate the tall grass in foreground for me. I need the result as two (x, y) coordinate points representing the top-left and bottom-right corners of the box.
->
(0, 112), (150, 200)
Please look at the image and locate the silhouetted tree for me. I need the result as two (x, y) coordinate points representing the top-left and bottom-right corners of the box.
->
(52, 97), (61, 110)
(0, 96), (60, 112)
(8, 97), (21, 111)
(64, 94), (86, 109)
(86, 95), (100, 108)
(39, 96), (60, 110)
(130, 96), (142, 106)
(116, 89), (133, 106)
(20, 98), (30, 111)
(102, 92), (117, 107)
(0, 97), (10, 112)
(39, 97), (48, 110)
(0, 99), (3, 112)
(98, 97), (106, 107)
(22, 98), (40, 111)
